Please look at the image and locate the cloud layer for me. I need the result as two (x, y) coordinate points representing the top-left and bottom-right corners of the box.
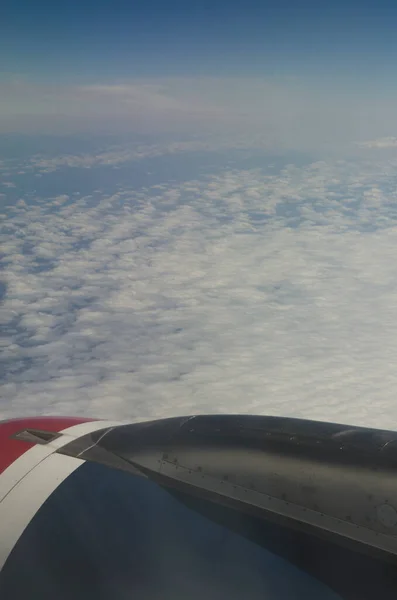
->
(357, 136), (397, 149)
(3, 150), (397, 429)
(2, 77), (397, 152)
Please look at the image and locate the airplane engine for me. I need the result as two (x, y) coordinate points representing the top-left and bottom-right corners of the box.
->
(1, 414), (397, 599)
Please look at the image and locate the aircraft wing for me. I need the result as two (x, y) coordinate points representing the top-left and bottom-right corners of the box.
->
(1, 413), (397, 599)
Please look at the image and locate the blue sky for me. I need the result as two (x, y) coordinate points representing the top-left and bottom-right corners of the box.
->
(3, 0), (397, 80)
(2, 0), (397, 145)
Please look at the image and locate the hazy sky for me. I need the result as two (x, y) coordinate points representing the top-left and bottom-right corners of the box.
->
(2, 0), (397, 149)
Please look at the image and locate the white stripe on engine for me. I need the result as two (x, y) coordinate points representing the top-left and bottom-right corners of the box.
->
(0, 420), (123, 503)
(0, 419), (124, 571)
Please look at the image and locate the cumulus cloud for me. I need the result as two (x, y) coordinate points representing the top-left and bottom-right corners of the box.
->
(25, 137), (278, 173)
(3, 152), (397, 429)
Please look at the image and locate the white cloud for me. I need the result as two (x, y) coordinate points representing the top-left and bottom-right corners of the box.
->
(27, 140), (251, 172)
(79, 83), (194, 113)
(2, 76), (397, 151)
(357, 137), (397, 149)
(0, 79), (224, 138)
(3, 155), (397, 429)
